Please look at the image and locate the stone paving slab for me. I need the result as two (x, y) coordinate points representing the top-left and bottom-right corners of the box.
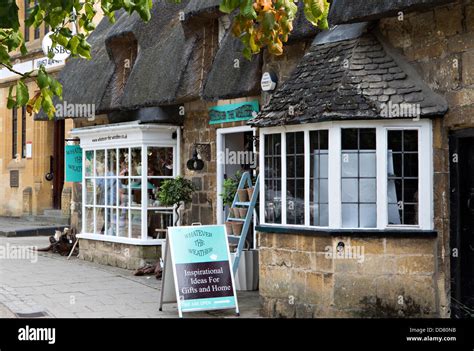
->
(0, 236), (261, 318)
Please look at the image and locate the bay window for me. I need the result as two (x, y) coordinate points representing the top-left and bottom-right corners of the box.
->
(72, 122), (180, 244)
(259, 120), (432, 230)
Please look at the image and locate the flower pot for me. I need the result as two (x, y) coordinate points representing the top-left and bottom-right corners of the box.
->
(230, 207), (239, 218)
(246, 187), (254, 200)
(231, 222), (243, 236)
(238, 207), (248, 219)
(225, 221), (233, 235)
(237, 189), (249, 202)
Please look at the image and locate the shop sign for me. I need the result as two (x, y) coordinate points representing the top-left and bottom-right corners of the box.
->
(208, 100), (259, 125)
(42, 32), (71, 61)
(261, 72), (277, 91)
(65, 145), (82, 182)
(160, 225), (239, 317)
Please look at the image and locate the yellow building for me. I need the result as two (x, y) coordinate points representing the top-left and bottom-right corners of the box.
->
(0, 1), (100, 220)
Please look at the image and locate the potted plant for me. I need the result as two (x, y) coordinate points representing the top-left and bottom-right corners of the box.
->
(220, 172), (242, 217)
(157, 176), (195, 226)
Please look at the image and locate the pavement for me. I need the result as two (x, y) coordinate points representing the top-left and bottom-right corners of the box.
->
(0, 217), (67, 237)
(0, 236), (261, 318)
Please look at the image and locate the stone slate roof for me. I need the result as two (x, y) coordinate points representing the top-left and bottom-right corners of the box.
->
(329, 0), (457, 25)
(250, 24), (448, 127)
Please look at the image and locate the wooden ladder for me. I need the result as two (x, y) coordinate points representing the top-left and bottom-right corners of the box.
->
(226, 171), (259, 275)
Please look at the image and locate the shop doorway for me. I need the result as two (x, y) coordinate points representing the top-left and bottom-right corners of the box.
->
(449, 130), (474, 318)
(216, 126), (256, 226)
(52, 120), (65, 209)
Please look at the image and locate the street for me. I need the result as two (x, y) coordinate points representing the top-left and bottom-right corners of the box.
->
(0, 236), (260, 318)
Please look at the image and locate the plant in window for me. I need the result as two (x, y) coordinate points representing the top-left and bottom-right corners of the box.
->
(157, 176), (195, 226)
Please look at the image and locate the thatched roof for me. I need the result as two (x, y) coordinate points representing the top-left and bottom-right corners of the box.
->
(250, 23), (448, 127)
(329, 0), (457, 25)
(36, 0), (321, 120)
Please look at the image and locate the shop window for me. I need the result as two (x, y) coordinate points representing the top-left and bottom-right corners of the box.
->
(260, 122), (431, 231)
(264, 134), (282, 224)
(81, 144), (176, 240)
(341, 128), (376, 228)
(387, 130), (419, 225)
(310, 130), (329, 226)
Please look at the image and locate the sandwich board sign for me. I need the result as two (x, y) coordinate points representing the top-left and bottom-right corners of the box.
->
(159, 225), (239, 318)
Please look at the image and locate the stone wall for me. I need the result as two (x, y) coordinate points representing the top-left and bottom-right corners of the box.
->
(259, 233), (438, 318)
(78, 239), (161, 270)
(379, 0), (474, 318)
(180, 99), (257, 226)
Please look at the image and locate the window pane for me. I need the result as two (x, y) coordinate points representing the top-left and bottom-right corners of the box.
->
(342, 204), (358, 228)
(131, 209), (141, 239)
(342, 179), (358, 202)
(85, 207), (94, 233)
(95, 208), (105, 234)
(118, 209), (129, 237)
(360, 179), (376, 203)
(107, 149), (117, 175)
(85, 150), (94, 177)
(360, 204), (377, 228)
(264, 134), (282, 224)
(106, 178), (117, 206)
(341, 153), (358, 177)
(341, 128), (376, 228)
(359, 153), (376, 178)
(119, 148), (130, 176)
(342, 129), (358, 150)
(96, 150), (105, 176)
(286, 132), (304, 225)
(119, 178), (129, 207)
(130, 178), (142, 207)
(387, 130), (419, 225)
(148, 210), (173, 239)
(85, 179), (94, 205)
(131, 148), (142, 176)
(148, 179), (164, 207)
(96, 178), (105, 206)
(148, 147), (173, 176)
(310, 130), (329, 227)
(105, 208), (117, 236)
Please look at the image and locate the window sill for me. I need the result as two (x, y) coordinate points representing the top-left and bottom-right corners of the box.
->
(255, 225), (437, 238)
(77, 233), (165, 245)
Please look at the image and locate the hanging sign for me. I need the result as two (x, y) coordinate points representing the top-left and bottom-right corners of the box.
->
(159, 225), (239, 317)
(208, 100), (259, 125)
(261, 72), (277, 91)
(65, 145), (82, 182)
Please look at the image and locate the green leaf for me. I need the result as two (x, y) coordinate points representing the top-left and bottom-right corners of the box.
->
(15, 81), (29, 106)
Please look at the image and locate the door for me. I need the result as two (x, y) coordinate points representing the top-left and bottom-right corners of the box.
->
(52, 120), (65, 209)
(216, 127), (256, 225)
(450, 133), (474, 318)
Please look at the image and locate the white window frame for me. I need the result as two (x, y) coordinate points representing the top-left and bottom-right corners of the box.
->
(71, 122), (181, 245)
(259, 119), (433, 231)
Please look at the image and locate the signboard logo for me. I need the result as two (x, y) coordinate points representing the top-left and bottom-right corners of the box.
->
(208, 100), (259, 125)
(42, 32), (71, 61)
